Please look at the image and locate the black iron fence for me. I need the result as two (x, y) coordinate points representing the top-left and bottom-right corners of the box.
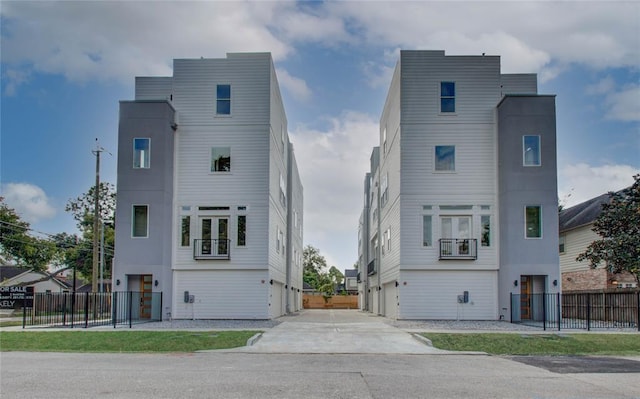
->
(511, 291), (639, 331)
(21, 291), (162, 329)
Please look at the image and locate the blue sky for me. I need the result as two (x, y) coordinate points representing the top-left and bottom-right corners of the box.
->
(1, 1), (639, 272)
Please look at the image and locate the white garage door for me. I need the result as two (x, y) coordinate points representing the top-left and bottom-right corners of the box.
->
(384, 282), (398, 319)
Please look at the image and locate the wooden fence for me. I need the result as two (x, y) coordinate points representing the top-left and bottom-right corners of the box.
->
(303, 294), (359, 309)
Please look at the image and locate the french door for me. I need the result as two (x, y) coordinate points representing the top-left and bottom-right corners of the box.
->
(200, 217), (229, 256)
(441, 216), (471, 256)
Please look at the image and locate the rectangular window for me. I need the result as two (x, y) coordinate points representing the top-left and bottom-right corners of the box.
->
(440, 82), (455, 113)
(435, 145), (455, 171)
(133, 138), (150, 169)
(380, 173), (388, 207)
(481, 215), (491, 247)
(216, 84), (231, 115)
(237, 215), (246, 247)
(422, 215), (432, 247)
(386, 229), (391, 252)
(525, 206), (542, 238)
(132, 205), (148, 238)
(279, 173), (287, 207)
(276, 227), (281, 253)
(523, 135), (541, 166)
(211, 147), (231, 172)
(383, 127), (387, 154)
(180, 216), (190, 247)
(559, 234), (565, 253)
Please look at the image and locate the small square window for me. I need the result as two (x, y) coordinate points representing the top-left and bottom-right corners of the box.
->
(216, 84), (231, 115)
(133, 138), (150, 169)
(440, 82), (455, 113)
(525, 206), (542, 238)
(435, 145), (455, 171)
(523, 135), (541, 166)
(211, 147), (231, 172)
(132, 205), (148, 238)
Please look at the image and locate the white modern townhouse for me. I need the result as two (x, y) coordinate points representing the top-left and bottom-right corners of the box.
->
(358, 50), (560, 321)
(113, 53), (304, 320)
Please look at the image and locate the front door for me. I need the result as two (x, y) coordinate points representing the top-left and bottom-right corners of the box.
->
(441, 216), (471, 256)
(520, 276), (532, 320)
(139, 274), (153, 319)
(200, 217), (229, 257)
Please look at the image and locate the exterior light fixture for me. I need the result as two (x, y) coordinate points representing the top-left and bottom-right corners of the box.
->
(514, 280), (518, 287)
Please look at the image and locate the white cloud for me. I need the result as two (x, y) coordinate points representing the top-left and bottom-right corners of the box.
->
(1, 183), (56, 224)
(290, 111), (379, 266)
(585, 76), (616, 96)
(559, 163), (640, 208)
(276, 68), (312, 102)
(604, 84), (640, 122)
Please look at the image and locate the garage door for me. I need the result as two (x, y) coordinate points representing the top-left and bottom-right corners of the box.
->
(384, 282), (398, 319)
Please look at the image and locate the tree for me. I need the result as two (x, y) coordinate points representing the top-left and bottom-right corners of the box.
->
(577, 175), (640, 284)
(328, 266), (344, 285)
(0, 197), (56, 271)
(302, 245), (334, 298)
(65, 183), (116, 279)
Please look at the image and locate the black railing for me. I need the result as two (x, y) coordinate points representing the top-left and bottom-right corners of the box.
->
(439, 239), (477, 260)
(193, 239), (231, 260)
(21, 291), (162, 329)
(511, 291), (639, 331)
(367, 259), (376, 276)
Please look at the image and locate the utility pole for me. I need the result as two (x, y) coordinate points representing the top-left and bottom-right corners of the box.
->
(91, 139), (107, 293)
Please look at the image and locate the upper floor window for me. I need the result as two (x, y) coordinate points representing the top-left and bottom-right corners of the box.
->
(523, 135), (541, 166)
(133, 138), (150, 169)
(132, 205), (148, 238)
(559, 234), (565, 253)
(380, 173), (389, 207)
(440, 82), (455, 113)
(211, 147), (231, 172)
(216, 84), (231, 115)
(525, 206), (542, 238)
(435, 145), (455, 172)
(481, 215), (491, 247)
(422, 215), (432, 247)
(279, 173), (287, 207)
(237, 215), (246, 247)
(382, 127), (387, 154)
(180, 216), (190, 247)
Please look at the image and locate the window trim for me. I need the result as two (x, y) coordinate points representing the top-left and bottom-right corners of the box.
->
(133, 138), (151, 169)
(440, 81), (456, 113)
(481, 215), (491, 247)
(525, 205), (543, 239)
(434, 145), (456, 172)
(559, 234), (565, 254)
(216, 84), (231, 116)
(422, 214), (432, 247)
(523, 135), (541, 167)
(237, 214), (247, 247)
(132, 204), (149, 238)
(180, 215), (191, 247)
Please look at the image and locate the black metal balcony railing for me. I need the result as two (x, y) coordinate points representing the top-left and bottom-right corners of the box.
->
(367, 259), (376, 276)
(194, 239), (231, 260)
(439, 239), (477, 260)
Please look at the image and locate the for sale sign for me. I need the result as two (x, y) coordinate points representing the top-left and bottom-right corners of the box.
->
(0, 286), (34, 309)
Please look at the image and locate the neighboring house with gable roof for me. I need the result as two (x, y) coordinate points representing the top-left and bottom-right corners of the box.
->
(559, 193), (637, 291)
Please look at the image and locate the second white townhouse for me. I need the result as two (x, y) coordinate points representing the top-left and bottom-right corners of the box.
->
(113, 53), (304, 320)
(358, 50), (561, 321)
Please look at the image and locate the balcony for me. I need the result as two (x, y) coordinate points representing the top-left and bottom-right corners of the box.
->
(367, 259), (376, 276)
(439, 239), (477, 260)
(193, 239), (231, 260)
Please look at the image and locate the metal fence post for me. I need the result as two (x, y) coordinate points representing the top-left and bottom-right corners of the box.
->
(112, 292), (118, 328)
(542, 293), (547, 331)
(510, 292), (513, 323)
(128, 291), (133, 329)
(557, 292), (561, 331)
(22, 302), (26, 329)
(586, 293), (591, 331)
(637, 291), (640, 332)
(84, 292), (90, 328)
(62, 294), (67, 326)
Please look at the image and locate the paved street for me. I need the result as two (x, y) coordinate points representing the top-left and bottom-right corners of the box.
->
(2, 310), (639, 398)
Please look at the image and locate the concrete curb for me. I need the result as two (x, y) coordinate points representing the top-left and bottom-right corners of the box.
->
(411, 333), (433, 346)
(246, 332), (263, 346)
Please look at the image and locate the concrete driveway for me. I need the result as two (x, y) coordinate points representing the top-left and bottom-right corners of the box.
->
(226, 309), (449, 354)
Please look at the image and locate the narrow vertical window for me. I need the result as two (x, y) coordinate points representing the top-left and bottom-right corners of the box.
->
(132, 205), (148, 238)
(133, 138), (150, 169)
(525, 206), (542, 238)
(382, 127), (387, 154)
(435, 145), (455, 171)
(237, 215), (246, 247)
(440, 82), (455, 113)
(216, 84), (231, 115)
(279, 173), (287, 207)
(180, 216), (190, 247)
(211, 147), (231, 172)
(422, 215), (432, 247)
(481, 215), (491, 247)
(559, 234), (565, 253)
(523, 135), (541, 166)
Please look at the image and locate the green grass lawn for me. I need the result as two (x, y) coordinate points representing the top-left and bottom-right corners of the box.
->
(0, 320), (23, 328)
(424, 333), (640, 356)
(0, 330), (260, 353)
